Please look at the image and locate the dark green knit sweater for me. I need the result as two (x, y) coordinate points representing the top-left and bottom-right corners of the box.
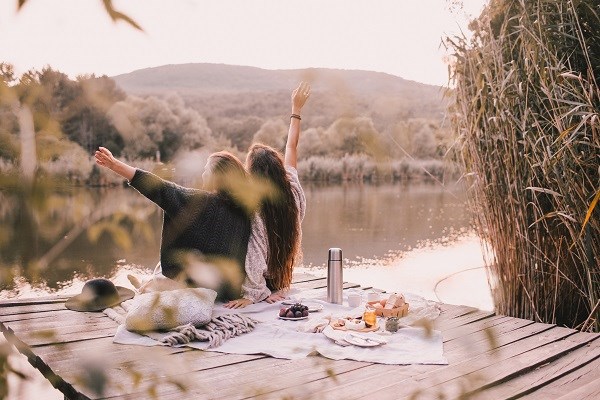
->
(129, 169), (251, 301)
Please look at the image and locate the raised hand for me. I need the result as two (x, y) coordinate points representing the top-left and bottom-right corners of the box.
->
(292, 81), (311, 114)
(94, 147), (117, 169)
(94, 146), (136, 180)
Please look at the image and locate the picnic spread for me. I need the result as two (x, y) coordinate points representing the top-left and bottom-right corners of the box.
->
(103, 287), (447, 365)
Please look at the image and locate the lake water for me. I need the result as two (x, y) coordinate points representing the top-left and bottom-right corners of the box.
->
(0, 181), (493, 310)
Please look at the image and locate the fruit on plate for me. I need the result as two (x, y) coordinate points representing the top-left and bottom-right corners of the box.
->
(279, 303), (309, 318)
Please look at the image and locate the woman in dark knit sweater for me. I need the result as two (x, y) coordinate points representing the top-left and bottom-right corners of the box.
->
(94, 148), (252, 302)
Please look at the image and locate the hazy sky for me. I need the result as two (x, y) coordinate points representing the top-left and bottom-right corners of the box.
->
(0, 0), (487, 86)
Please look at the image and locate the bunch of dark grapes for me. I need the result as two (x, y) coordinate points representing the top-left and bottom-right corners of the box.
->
(279, 303), (309, 318)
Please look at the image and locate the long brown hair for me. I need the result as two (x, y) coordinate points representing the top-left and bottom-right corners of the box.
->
(246, 144), (300, 290)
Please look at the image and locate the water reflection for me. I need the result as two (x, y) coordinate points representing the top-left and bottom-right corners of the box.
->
(1, 182), (485, 302)
(301, 182), (473, 266)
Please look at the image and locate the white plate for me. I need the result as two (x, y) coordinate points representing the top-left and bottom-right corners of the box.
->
(343, 333), (386, 347)
(281, 301), (324, 313)
(278, 316), (309, 321)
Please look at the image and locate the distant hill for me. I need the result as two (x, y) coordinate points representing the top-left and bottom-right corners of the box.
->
(113, 63), (444, 97)
(112, 64), (450, 146)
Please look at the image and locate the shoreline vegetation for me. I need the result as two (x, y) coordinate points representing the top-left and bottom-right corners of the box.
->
(449, 0), (599, 332)
(0, 63), (458, 187)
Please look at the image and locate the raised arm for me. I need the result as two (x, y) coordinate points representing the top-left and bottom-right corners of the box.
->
(284, 82), (311, 169)
(95, 146), (192, 216)
(94, 147), (136, 181)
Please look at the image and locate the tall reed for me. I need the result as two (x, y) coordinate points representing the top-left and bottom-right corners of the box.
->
(449, 0), (599, 331)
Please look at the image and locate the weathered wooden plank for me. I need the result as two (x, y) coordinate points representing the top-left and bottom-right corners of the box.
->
(432, 305), (481, 328)
(215, 361), (371, 400)
(435, 309), (496, 331)
(368, 329), (591, 399)
(33, 335), (184, 360)
(0, 294), (70, 306)
(238, 362), (408, 400)
(3, 310), (110, 332)
(443, 319), (555, 356)
(22, 324), (118, 348)
(0, 301), (67, 316)
(555, 377), (600, 400)
(443, 317), (535, 354)
(441, 315), (521, 342)
(467, 337), (600, 399)
(437, 332), (600, 400)
(446, 333), (597, 397)
(58, 351), (267, 399)
(102, 355), (367, 400)
(10, 315), (117, 338)
(36, 341), (193, 374)
(0, 308), (97, 324)
(522, 343), (600, 400)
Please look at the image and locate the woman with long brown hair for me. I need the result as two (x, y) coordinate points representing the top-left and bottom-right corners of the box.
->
(225, 82), (310, 308)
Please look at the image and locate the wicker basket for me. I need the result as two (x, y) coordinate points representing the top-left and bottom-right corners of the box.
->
(368, 300), (410, 318)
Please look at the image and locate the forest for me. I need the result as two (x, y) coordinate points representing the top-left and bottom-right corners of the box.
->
(0, 63), (457, 185)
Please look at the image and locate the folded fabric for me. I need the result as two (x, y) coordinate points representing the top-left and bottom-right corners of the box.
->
(161, 314), (258, 348)
(124, 287), (217, 331)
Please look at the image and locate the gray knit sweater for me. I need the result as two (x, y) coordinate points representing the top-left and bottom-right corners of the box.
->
(129, 169), (252, 302)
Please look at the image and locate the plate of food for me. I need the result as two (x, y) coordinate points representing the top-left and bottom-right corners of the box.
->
(279, 316), (309, 321)
(281, 300), (324, 313)
(278, 303), (310, 320)
(343, 332), (387, 347)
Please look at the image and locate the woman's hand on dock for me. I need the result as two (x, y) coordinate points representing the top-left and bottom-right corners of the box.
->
(224, 298), (253, 309)
(265, 291), (287, 303)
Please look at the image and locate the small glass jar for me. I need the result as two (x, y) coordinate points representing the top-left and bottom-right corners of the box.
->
(385, 317), (400, 332)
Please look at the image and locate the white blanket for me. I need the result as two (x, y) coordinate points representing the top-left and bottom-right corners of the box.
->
(110, 289), (447, 365)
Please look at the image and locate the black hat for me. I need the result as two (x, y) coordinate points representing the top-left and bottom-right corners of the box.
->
(65, 278), (135, 312)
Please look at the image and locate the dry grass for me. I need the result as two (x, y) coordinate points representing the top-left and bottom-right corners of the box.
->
(448, 0), (599, 331)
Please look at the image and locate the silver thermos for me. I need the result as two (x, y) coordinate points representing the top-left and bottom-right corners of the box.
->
(327, 248), (343, 304)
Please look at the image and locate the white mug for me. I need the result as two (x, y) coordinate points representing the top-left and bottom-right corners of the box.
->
(347, 293), (362, 308)
(367, 290), (380, 303)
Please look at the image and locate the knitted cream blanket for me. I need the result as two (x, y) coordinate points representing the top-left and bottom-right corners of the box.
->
(104, 300), (258, 348)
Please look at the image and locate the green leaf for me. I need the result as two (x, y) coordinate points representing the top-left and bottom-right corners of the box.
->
(102, 0), (143, 31)
(576, 189), (600, 243)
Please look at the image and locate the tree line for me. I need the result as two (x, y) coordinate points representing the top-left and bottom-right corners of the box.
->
(0, 63), (457, 184)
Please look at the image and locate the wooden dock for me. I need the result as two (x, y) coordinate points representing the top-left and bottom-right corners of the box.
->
(1, 274), (599, 399)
